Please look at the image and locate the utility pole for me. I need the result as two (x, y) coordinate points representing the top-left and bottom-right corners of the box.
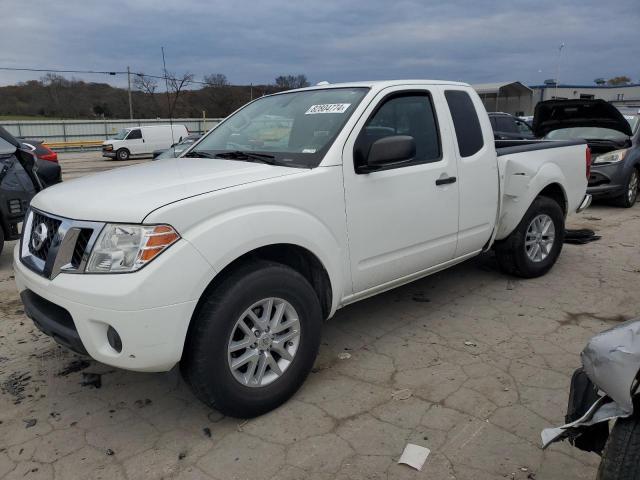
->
(554, 43), (565, 99)
(127, 66), (133, 119)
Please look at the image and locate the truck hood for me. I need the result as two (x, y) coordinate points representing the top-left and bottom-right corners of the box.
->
(31, 158), (303, 223)
(533, 99), (632, 138)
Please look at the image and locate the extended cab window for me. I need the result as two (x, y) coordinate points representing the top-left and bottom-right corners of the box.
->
(445, 90), (484, 157)
(127, 129), (142, 140)
(354, 93), (440, 171)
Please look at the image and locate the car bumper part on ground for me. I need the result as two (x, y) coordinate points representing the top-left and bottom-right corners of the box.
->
(13, 240), (214, 372)
(576, 194), (592, 213)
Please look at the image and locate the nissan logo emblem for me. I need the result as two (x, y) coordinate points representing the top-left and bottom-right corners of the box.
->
(31, 223), (48, 251)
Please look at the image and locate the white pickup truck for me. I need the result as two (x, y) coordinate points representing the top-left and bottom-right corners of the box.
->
(14, 80), (591, 417)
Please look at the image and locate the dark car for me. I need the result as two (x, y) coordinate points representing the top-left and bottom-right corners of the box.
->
(17, 138), (58, 163)
(0, 126), (61, 254)
(152, 133), (202, 160)
(488, 112), (535, 140)
(537, 100), (639, 207)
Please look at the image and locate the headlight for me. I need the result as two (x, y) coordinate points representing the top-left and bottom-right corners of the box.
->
(593, 149), (628, 165)
(86, 224), (179, 273)
(104, 144), (113, 151)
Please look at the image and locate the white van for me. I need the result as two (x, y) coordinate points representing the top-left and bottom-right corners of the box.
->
(102, 125), (189, 160)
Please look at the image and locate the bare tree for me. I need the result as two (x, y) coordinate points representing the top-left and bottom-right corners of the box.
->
(133, 74), (158, 95)
(163, 71), (195, 117)
(274, 74), (310, 90)
(204, 73), (229, 87)
(607, 76), (631, 86)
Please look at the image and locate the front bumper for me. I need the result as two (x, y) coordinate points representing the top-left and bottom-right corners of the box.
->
(13, 240), (215, 372)
(102, 150), (116, 158)
(587, 163), (627, 198)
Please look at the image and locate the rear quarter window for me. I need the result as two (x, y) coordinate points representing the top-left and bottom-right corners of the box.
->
(445, 90), (484, 157)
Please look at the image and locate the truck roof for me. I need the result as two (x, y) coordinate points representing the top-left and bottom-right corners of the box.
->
(288, 79), (470, 93)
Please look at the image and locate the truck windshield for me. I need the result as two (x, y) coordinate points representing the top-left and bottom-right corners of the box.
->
(111, 129), (130, 140)
(189, 87), (369, 168)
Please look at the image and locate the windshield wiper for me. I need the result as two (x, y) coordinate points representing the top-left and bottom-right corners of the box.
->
(214, 150), (278, 165)
(184, 150), (217, 158)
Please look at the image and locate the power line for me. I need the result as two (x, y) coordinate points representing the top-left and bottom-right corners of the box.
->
(0, 66), (211, 86)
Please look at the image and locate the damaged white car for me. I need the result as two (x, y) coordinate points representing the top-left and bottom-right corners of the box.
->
(542, 319), (640, 479)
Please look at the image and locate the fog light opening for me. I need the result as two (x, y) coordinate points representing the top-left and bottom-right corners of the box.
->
(107, 326), (122, 353)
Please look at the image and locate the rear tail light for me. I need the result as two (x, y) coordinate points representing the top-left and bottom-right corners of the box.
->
(39, 152), (58, 162)
(39, 145), (58, 163)
(585, 146), (592, 180)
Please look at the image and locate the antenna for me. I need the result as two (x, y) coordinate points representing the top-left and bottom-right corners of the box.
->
(161, 46), (176, 147)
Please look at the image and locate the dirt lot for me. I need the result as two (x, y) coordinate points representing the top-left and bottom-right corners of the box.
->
(1, 152), (639, 479)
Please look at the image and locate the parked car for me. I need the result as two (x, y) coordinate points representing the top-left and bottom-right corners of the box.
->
(542, 319), (640, 479)
(152, 134), (202, 160)
(102, 124), (189, 161)
(488, 112), (536, 140)
(0, 126), (61, 255)
(14, 80), (590, 417)
(17, 138), (58, 163)
(538, 100), (639, 207)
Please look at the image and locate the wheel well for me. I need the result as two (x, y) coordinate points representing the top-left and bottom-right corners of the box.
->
(196, 244), (332, 320)
(538, 183), (567, 215)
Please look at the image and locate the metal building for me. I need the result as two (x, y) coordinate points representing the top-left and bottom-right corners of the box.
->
(473, 82), (533, 116)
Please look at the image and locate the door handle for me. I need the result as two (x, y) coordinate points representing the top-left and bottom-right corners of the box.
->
(435, 176), (457, 186)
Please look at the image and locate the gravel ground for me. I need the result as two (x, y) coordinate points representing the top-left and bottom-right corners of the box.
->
(0, 152), (638, 479)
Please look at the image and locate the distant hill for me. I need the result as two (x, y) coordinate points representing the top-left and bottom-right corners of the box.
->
(0, 78), (284, 119)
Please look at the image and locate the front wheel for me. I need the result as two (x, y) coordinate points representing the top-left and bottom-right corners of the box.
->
(597, 414), (640, 480)
(495, 196), (565, 278)
(116, 148), (130, 161)
(613, 168), (639, 208)
(181, 260), (322, 418)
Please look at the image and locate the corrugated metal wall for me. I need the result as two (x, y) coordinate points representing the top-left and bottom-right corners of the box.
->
(2, 118), (223, 144)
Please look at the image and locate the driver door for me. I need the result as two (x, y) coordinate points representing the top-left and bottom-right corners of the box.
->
(342, 86), (460, 293)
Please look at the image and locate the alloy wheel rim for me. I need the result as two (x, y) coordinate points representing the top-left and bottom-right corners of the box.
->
(525, 213), (556, 263)
(227, 297), (301, 388)
(628, 170), (638, 204)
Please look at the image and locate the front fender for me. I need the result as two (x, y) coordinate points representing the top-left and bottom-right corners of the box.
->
(185, 204), (345, 311)
(496, 161), (568, 240)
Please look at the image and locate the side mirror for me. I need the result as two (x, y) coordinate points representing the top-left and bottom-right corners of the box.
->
(360, 135), (416, 173)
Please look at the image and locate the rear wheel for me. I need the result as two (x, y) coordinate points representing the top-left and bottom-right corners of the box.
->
(495, 196), (565, 278)
(116, 148), (130, 161)
(613, 168), (639, 208)
(181, 260), (322, 418)
(597, 414), (640, 480)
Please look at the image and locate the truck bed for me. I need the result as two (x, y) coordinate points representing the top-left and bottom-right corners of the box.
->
(495, 139), (586, 156)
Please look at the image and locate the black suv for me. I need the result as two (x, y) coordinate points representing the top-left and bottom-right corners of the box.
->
(0, 126), (61, 254)
(488, 112), (535, 140)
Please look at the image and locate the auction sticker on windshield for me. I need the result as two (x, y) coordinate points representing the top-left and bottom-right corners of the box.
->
(305, 103), (351, 115)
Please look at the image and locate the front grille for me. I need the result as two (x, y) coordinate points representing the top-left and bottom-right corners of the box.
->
(71, 228), (93, 268)
(28, 212), (62, 261)
(589, 172), (610, 187)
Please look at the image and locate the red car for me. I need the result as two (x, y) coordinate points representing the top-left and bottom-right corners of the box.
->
(18, 138), (58, 163)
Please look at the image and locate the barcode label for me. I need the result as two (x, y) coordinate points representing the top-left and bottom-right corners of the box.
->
(305, 103), (351, 115)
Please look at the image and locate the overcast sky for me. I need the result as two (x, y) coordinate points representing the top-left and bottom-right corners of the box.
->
(2, 0), (639, 88)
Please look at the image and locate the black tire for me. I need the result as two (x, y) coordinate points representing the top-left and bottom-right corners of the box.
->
(181, 260), (322, 418)
(0, 226), (4, 256)
(613, 168), (639, 208)
(494, 196), (565, 278)
(597, 414), (640, 480)
(116, 148), (130, 161)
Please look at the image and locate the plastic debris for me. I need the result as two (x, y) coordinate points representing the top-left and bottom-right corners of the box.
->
(464, 341), (477, 347)
(392, 389), (412, 400)
(337, 352), (352, 360)
(398, 443), (430, 471)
